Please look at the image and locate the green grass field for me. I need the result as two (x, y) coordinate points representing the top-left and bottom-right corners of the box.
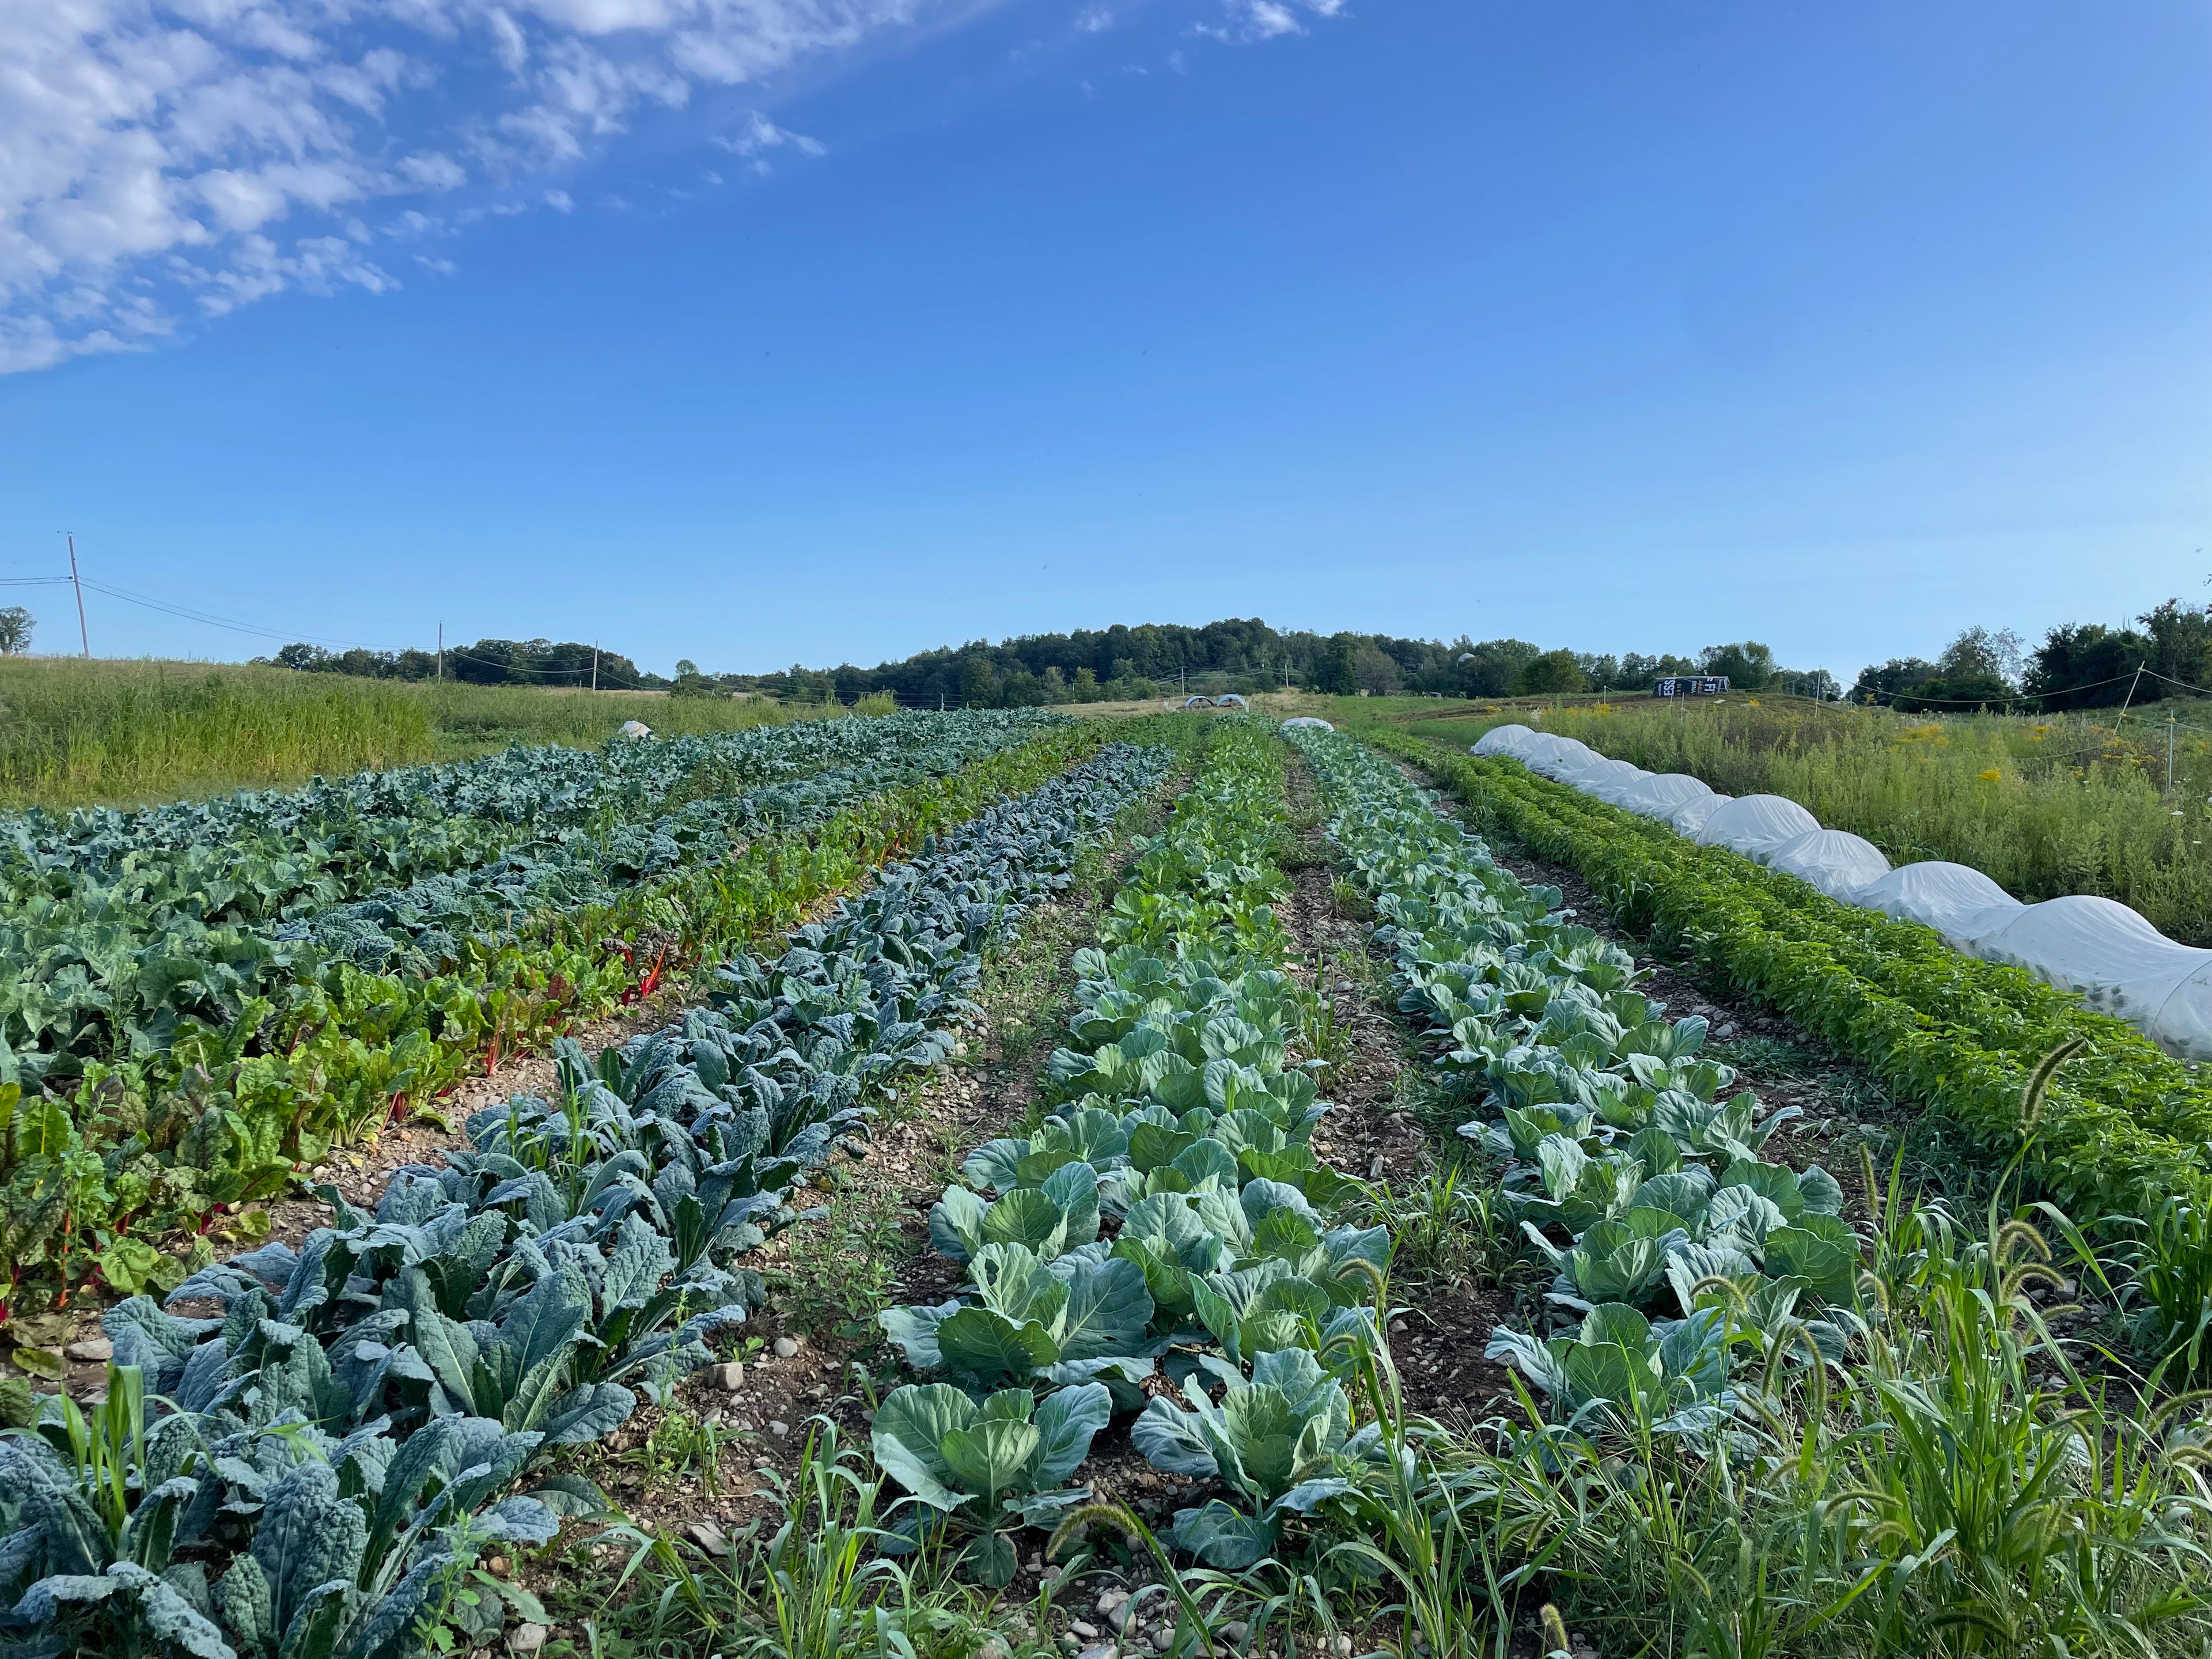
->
(0, 656), (801, 810)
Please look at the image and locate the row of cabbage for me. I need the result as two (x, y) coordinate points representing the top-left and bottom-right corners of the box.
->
(0, 719), (1097, 1322)
(873, 720), (1393, 1585)
(1286, 728), (1857, 1439)
(5, 709), (1063, 1082)
(1380, 731), (2212, 1229)
(1293, 734), (2212, 1652)
(1473, 722), (2212, 1061)
(10, 742), (1174, 1659)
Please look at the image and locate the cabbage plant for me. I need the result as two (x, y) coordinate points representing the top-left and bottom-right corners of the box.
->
(1129, 1349), (1364, 1569)
(870, 1381), (1111, 1586)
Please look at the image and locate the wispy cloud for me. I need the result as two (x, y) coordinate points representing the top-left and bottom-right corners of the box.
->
(1, 0), (936, 373)
(2, 1), (1347, 374)
(1192, 0), (1342, 44)
(711, 109), (826, 174)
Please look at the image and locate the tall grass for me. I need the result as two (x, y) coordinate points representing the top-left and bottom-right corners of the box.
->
(1418, 697), (2212, 945)
(0, 657), (799, 810)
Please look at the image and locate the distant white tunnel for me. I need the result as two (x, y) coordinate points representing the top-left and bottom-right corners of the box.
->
(1468, 722), (2212, 1060)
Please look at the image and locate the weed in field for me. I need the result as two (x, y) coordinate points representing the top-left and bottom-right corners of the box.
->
(766, 1175), (913, 1343)
(622, 1412), (737, 1498)
(1330, 874), (1373, 919)
(555, 1424), (1026, 1659)
(2123, 1193), (2212, 1384)
(1357, 1159), (1516, 1293)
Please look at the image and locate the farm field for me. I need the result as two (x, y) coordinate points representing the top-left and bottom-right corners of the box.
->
(0, 656), (804, 811)
(14, 709), (2212, 1659)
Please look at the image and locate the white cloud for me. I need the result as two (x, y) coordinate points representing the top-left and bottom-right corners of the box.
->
(2, 0), (1354, 373)
(711, 109), (826, 173)
(1196, 0), (1342, 45)
(0, 0), (940, 373)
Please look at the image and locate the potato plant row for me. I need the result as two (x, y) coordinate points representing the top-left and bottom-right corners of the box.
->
(16, 741), (1177, 1659)
(873, 720), (1394, 1585)
(1, 719), (1106, 1328)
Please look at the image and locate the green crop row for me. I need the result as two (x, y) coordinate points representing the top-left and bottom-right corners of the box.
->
(1370, 730), (2212, 1224)
(0, 740), (1183, 1658)
(869, 719), (1412, 1581)
(0, 724), (1118, 1327)
(1292, 725), (2212, 1657)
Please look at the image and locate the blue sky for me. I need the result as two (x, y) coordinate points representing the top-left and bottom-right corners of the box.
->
(3, 1), (2207, 681)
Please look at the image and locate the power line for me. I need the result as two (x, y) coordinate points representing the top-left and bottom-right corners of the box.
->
(65, 567), (616, 680)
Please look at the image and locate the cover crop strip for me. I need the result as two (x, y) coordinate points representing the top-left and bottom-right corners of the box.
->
(0, 719), (1111, 1321)
(31, 740), (1180, 1659)
(872, 720), (1400, 1580)
(1373, 730), (2212, 1224)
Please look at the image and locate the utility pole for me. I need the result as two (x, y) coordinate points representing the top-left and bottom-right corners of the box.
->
(437, 622), (444, 680)
(591, 641), (600, 692)
(2171, 714), (2179, 793)
(65, 533), (88, 656)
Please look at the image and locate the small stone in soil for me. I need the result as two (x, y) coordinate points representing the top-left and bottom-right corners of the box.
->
(1070, 1624), (1099, 1641)
(66, 1338), (114, 1363)
(684, 1521), (730, 1558)
(768, 1420), (790, 1437)
(1077, 1645), (1116, 1659)
(773, 1336), (801, 1359)
(510, 1624), (550, 1653)
(706, 1362), (744, 1390)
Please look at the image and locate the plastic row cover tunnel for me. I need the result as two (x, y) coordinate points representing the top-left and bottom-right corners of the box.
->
(1471, 724), (2212, 1061)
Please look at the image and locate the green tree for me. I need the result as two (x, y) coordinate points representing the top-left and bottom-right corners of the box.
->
(1698, 641), (1777, 690)
(1352, 645), (1403, 694)
(2024, 624), (2154, 710)
(2141, 600), (2212, 691)
(0, 608), (28, 654)
(959, 653), (998, 709)
(1455, 638), (1542, 696)
(1312, 634), (1361, 696)
(1516, 649), (1586, 694)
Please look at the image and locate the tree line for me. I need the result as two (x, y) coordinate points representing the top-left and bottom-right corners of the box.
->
(1851, 594), (2211, 711)
(252, 638), (660, 690)
(732, 621), (1837, 707)
(123, 582), (2212, 715)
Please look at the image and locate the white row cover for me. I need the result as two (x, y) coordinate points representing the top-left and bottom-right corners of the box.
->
(1471, 724), (2212, 1060)
(1279, 717), (1336, 730)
